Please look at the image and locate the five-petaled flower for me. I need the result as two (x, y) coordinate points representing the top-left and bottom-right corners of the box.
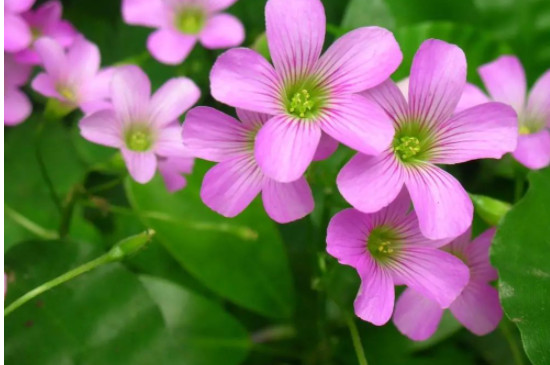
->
(337, 39), (518, 240)
(31, 36), (114, 115)
(79, 65), (200, 184)
(457, 56), (550, 170)
(5, 53), (33, 126)
(4, 0), (36, 52)
(122, 0), (245, 65)
(393, 228), (502, 340)
(210, 0), (402, 183)
(326, 189), (470, 325)
(183, 107), (314, 223)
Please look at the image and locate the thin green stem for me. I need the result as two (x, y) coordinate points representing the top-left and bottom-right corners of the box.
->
(500, 320), (525, 365)
(346, 314), (368, 365)
(514, 176), (525, 203)
(4, 204), (59, 240)
(35, 121), (63, 214)
(4, 252), (116, 317)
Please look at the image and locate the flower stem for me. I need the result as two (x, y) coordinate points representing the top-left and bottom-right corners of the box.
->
(514, 176), (525, 203)
(500, 319), (525, 365)
(35, 121), (63, 215)
(346, 314), (368, 365)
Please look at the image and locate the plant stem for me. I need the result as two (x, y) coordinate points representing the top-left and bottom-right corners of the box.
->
(35, 121), (63, 214)
(4, 204), (59, 240)
(346, 314), (368, 365)
(500, 319), (525, 365)
(4, 252), (116, 317)
(514, 176), (525, 203)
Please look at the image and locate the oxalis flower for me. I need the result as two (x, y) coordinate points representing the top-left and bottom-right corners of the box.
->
(79, 65), (200, 184)
(338, 39), (518, 240)
(31, 36), (113, 115)
(13, 0), (78, 64)
(210, 0), (402, 183)
(122, 0), (245, 65)
(158, 155), (195, 192)
(394, 228), (502, 340)
(326, 189), (469, 325)
(182, 107), (314, 223)
(4, 0), (36, 52)
(5, 53), (32, 126)
(457, 56), (550, 169)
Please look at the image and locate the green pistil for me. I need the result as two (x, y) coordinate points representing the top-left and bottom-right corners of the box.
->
(284, 80), (326, 119)
(56, 85), (76, 103)
(392, 121), (435, 163)
(175, 8), (205, 34)
(367, 226), (401, 262)
(125, 125), (154, 152)
(394, 136), (421, 160)
(30, 27), (42, 40)
(289, 89), (315, 118)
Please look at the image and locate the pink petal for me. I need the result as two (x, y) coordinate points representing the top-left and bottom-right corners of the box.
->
(265, 0), (325, 81)
(199, 14), (244, 49)
(66, 36), (100, 82)
(4, 88), (31, 126)
(466, 228), (498, 283)
(447, 227), (472, 257)
(31, 73), (59, 98)
(512, 131), (550, 170)
(155, 121), (187, 157)
(32, 0), (62, 27)
(315, 27), (402, 94)
(34, 37), (66, 80)
(255, 115), (321, 182)
(320, 94), (394, 155)
(405, 164), (473, 240)
(201, 155), (264, 217)
(80, 67), (114, 105)
(235, 108), (270, 130)
(121, 149), (157, 184)
(4, 13), (32, 52)
(355, 257), (395, 326)
(47, 20), (78, 47)
(430, 102), (518, 164)
(158, 156), (194, 192)
(206, 0), (238, 12)
(210, 48), (281, 115)
(450, 281), (503, 336)
(456, 83), (490, 113)
(122, 0), (167, 27)
(337, 151), (405, 214)
(361, 78), (408, 123)
(5, 53), (32, 86)
(408, 39), (466, 126)
(182, 106), (249, 162)
(391, 246), (470, 308)
(149, 77), (200, 126)
(5, 0), (35, 13)
(262, 177), (314, 223)
(479, 55), (526, 112)
(393, 288), (443, 341)
(79, 109), (123, 148)
(147, 29), (196, 65)
(313, 133), (338, 161)
(527, 70), (550, 125)
(326, 208), (370, 268)
(111, 65), (151, 123)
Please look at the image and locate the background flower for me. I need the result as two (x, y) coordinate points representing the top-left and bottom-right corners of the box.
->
(4, 53), (32, 126)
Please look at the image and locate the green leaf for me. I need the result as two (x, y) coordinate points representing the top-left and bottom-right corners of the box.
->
(470, 194), (512, 226)
(140, 276), (251, 365)
(492, 167), (550, 365)
(341, 0), (395, 30)
(4, 240), (177, 364)
(125, 161), (295, 319)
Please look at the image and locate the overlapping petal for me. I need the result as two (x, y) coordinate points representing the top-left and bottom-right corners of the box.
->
(393, 288), (443, 341)
(200, 14), (244, 49)
(149, 77), (200, 126)
(262, 177), (314, 223)
(479, 55), (526, 112)
(111, 65), (151, 123)
(121, 149), (157, 184)
(79, 109), (123, 148)
(512, 131), (550, 170)
(147, 29), (197, 65)
(326, 208), (370, 268)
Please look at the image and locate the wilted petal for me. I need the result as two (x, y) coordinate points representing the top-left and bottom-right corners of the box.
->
(393, 288), (443, 341)
(479, 55), (526, 112)
(262, 177), (314, 223)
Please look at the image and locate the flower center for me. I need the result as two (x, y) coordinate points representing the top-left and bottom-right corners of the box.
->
(125, 125), (154, 152)
(175, 8), (205, 34)
(56, 85), (77, 102)
(367, 226), (401, 262)
(30, 26), (42, 41)
(283, 80), (327, 119)
(394, 136), (421, 160)
(289, 89), (315, 118)
(392, 122), (435, 163)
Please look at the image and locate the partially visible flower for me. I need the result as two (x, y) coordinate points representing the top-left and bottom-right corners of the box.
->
(5, 53), (32, 126)
(158, 155), (194, 192)
(457, 56), (550, 169)
(182, 107), (314, 223)
(210, 0), (402, 183)
(338, 39), (518, 240)
(31, 36), (113, 114)
(13, 0), (78, 64)
(122, 0), (245, 65)
(326, 189), (469, 325)
(4, 0), (36, 52)
(393, 228), (502, 340)
(79, 66), (200, 184)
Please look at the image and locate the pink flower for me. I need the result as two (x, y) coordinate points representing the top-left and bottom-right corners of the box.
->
(5, 53), (32, 126)
(4, 0), (36, 52)
(79, 65), (200, 184)
(338, 39), (518, 240)
(182, 107), (314, 223)
(210, 0), (402, 183)
(158, 155), (194, 192)
(393, 228), (502, 340)
(122, 0), (245, 65)
(326, 189), (469, 326)
(13, 0), (78, 64)
(31, 36), (113, 114)
(457, 56), (550, 169)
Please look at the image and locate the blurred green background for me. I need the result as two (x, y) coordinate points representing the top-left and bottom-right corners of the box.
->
(4, 0), (550, 364)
